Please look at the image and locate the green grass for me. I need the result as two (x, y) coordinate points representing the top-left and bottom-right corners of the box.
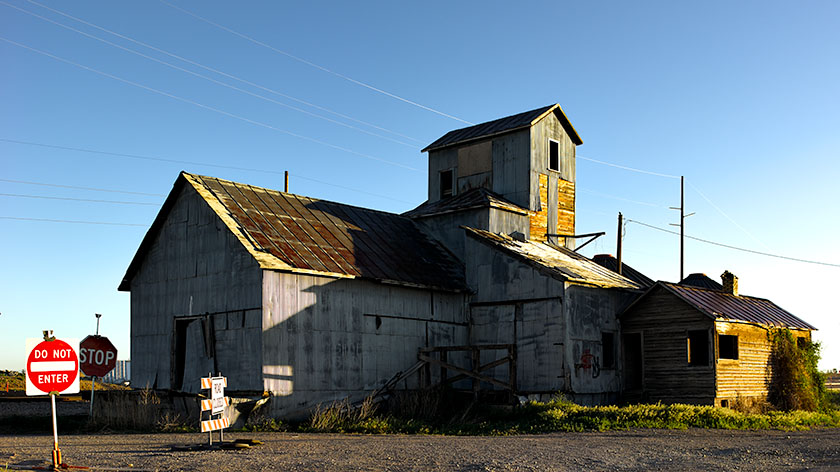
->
(258, 395), (840, 435)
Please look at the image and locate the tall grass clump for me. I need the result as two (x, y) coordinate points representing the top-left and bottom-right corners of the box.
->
(768, 329), (826, 411)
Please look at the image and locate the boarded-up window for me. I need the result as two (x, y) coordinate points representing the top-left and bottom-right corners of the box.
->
(440, 169), (453, 198)
(718, 334), (738, 360)
(687, 330), (709, 366)
(602, 332), (615, 369)
(549, 140), (560, 171)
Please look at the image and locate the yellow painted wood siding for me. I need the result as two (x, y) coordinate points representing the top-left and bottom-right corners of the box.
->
(714, 322), (812, 404)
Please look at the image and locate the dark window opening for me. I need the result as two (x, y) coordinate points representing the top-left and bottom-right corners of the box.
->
(549, 140), (560, 171)
(718, 334), (739, 360)
(797, 337), (809, 350)
(602, 332), (615, 369)
(440, 169), (453, 198)
(687, 330), (709, 366)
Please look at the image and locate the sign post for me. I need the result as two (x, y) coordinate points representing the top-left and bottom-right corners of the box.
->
(25, 331), (80, 469)
(79, 317), (117, 417)
(199, 373), (230, 446)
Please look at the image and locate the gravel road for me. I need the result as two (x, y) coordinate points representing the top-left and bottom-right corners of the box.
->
(2, 428), (839, 471)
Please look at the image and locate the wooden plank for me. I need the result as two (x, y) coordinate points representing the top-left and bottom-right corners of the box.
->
(418, 354), (513, 391)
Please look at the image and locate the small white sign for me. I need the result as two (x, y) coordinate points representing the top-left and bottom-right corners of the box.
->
(210, 377), (225, 414)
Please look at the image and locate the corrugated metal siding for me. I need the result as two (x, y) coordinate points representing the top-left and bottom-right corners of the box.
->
(185, 173), (466, 292)
(662, 283), (815, 330)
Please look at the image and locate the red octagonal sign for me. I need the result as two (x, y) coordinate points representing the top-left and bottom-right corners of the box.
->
(80, 335), (118, 378)
(26, 338), (80, 395)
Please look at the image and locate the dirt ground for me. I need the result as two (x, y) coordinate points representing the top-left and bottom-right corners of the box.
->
(1, 428), (839, 471)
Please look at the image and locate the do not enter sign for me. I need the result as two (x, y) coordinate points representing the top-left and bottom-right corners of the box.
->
(79, 335), (118, 378)
(25, 338), (80, 396)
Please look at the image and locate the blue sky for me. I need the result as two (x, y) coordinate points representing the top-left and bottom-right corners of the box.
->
(1, 1), (838, 372)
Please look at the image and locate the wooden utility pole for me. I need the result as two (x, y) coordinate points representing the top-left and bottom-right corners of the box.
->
(669, 176), (694, 282)
(284, 171), (289, 193)
(616, 212), (623, 275)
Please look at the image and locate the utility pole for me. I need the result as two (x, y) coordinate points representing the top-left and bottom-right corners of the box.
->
(616, 212), (623, 275)
(669, 176), (695, 282)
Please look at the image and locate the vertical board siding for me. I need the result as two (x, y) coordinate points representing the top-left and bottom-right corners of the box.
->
(130, 184), (263, 391)
(557, 178), (575, 237)
(564, 285), (623, 396)
(529, 174), (549, 242)
(621, 287), (716, 404)
(262, 271), (468, 418)
(491, 130), (531, 209)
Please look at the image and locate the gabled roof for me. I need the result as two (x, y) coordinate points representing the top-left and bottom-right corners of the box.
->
(421, 104), (583, 153)
(120, 172), (466, 292)
(403, 187), (529, 219)
(464, 227), (640, 289)
(623, 282), (816, 330)
(591, 254), (655, 289)
(679, 273), (723, 290)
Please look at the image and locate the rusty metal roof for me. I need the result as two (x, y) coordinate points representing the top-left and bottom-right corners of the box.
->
(421, 104), (582, 153)
(660, 282), (816, 330)
(404, 188), (528, 219)
(120, 172), (466, 292)
(679, 273), (723, 290)
(591, 254), (654, 289)
(464, 228), (640, 290)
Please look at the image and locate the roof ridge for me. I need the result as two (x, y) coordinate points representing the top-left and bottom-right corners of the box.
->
(183, 171), (406, 219)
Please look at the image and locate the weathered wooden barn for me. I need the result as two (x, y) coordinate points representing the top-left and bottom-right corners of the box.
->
(620, 271), (815, 407)
(119, 172), (469, 418)
(122, 103), (815, 417)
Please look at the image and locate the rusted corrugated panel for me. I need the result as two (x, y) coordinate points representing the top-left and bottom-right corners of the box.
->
(187, 173), (465, 291)
(422, 104), (582, 152)
(404, 188), (528, 218)
(664, 283), (815, 330)
(679, 273), (723, 290)
(464, 227), (639, 289)
(591, 254), (654, 289)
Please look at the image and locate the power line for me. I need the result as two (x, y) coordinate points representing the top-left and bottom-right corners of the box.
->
(0, 178), (165, 196)
(22, 0), (425, 145)
(626, 218), (840, 268)
(578, 188), (666, 208)
(0, 216), (146, 227)
(0, 138), (413, 204)
(3, 1), (417, 149)
(0, 36), (418, 172)
(0, 192), (160, 205)
(685, 179), (771, 251)
(578, 155), (680, 179)
(159, 0), (474, 126)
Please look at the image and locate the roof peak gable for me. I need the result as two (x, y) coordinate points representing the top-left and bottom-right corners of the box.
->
(422, 103), (582, 153)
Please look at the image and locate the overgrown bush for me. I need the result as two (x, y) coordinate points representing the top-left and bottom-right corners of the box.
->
(768, 329), (825, 411)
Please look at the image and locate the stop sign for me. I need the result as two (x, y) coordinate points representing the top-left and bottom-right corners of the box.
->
(79, 335), (118, 378)
(25, 338), (80, 395)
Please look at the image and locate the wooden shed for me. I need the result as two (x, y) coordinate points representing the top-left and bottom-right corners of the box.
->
(620, 272), (816, 407)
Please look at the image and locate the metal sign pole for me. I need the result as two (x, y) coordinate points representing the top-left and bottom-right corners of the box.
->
(50, 392), (61, 467)
(89, 377), (96, 417)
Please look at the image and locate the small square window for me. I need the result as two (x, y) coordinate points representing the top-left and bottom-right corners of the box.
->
(549, 140), (560, 171)
(719, 334), (738, 360)
(440, 169), (453, 198)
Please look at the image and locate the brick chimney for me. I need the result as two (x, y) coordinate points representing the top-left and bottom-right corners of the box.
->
(721, 271), (738, 296)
